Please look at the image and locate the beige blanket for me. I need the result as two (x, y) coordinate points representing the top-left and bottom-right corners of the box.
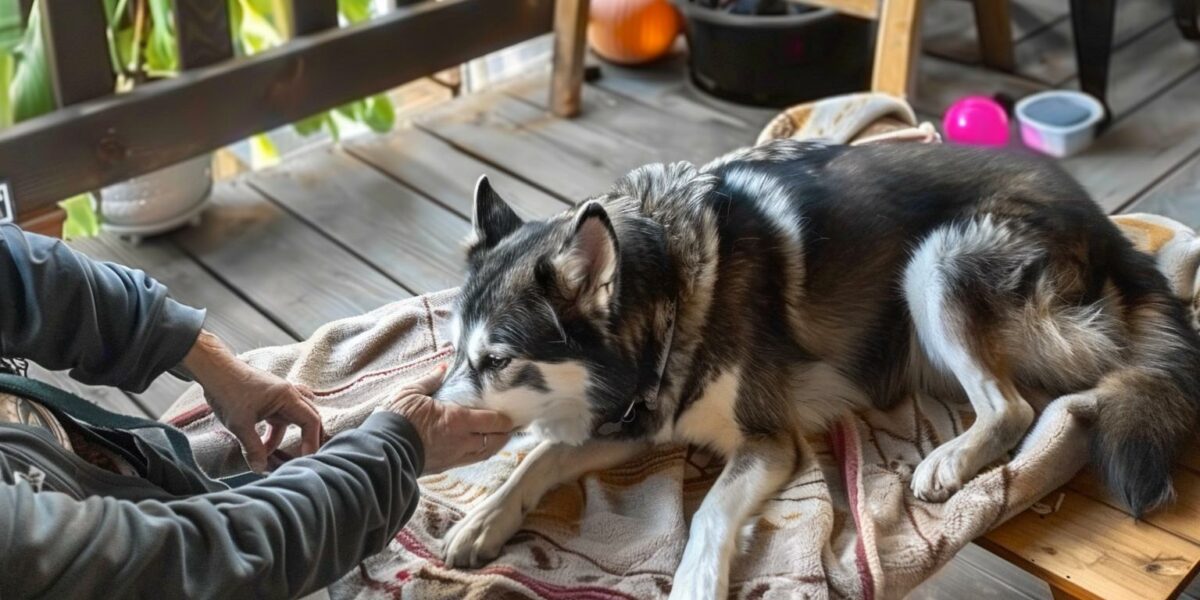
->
(162, 95), (1200, 599)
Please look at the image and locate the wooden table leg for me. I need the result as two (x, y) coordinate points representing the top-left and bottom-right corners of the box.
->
(872, 0), (925, 99)
(550, 0), (590, 118)
(1069, 0), (1116, 124)
(974, 0), (1015, 71)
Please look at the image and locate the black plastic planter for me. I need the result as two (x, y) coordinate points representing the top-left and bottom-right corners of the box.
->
(673, 0), (873, 107)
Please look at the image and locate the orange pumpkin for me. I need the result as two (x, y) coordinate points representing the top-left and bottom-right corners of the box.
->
(588, 0), (681, 65)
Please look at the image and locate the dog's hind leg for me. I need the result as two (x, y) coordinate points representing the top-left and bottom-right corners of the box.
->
(667, 435), (795, 600)
(904, 218), (1041, 502)
(443, 439), (645, 568)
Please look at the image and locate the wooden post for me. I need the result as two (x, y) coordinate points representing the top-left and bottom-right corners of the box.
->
(291, 0), (339, 36)
(175, 0), (235, 70)
(550, 0), (589, 118)
(870, 0), (923, 99)
(39, 0), (115, 107)
(973, 0), (1015, 71)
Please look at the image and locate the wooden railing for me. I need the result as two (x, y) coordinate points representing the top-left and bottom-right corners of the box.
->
(1, 0), (590, 231)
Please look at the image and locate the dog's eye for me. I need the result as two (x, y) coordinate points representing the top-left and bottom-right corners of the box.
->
(481, 355), (511, 372)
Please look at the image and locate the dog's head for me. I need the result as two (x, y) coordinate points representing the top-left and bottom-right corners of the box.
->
(435, 176), (632, 444)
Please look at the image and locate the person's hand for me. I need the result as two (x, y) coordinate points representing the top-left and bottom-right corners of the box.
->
(182, 330), (324, 473)
(380, 364), (513, 474)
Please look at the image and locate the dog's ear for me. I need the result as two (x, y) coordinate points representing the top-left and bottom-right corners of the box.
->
(468, 175), (522, 255)
(551, 201), (619, 315)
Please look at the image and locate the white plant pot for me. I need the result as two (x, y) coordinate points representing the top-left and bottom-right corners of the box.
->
(99, 153), (213, 242)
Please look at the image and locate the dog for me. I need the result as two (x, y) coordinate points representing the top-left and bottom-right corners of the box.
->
(434, 139), (1200, 599)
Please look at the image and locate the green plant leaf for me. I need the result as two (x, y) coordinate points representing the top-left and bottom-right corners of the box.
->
(292, 111), (326, 136)
(362, 93), (395, 133)
(144, 0), (178, 72)
(250, 133), (280, 168)
(325, 113), (340, 142)
(338, 0), (372, 23)
(235, 0), (282, 55)
(10, 0), (54, 122)
(0, 0), (24, 53)
(335, 99), (364, 121)
(112, 27), (135, 72)
(59, 194), (102, 240)
(0, 53), (12, 128)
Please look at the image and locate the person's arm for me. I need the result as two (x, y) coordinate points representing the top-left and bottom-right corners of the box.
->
(0, 411), (423, 600)
(0, 367), (512, 600)
(0, 224), (204, 392)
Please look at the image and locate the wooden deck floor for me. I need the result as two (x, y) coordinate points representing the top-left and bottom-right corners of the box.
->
(28, 0), (1200, 596)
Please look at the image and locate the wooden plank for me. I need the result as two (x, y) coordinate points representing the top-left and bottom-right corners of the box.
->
(64, 233), (296, 415)
(69, 235), (297, 353)
(417, 90), (660, 201)
(590, 49), (779, 133)
(174, 0), (235, 70)
(173, 181), (410, 339)
(506, 76), (751, 165)
(388, 78), (456, 123)
(1121, 148), (1200, 224)
(16, 207), (65, 238)
(39, 0), (113, 107)
(0, 0), (556, 221)
(1014, 0), (1170, 86)
(1060, 68), (1200, 213)
(913, 53), (1046, 116)
(248, 146), (469, 294)
(1069, 467), (1200, 547)
(872, 0), (924, 98)
(915, 543), (1047, 599)
(291, 0), (339, 36)
(923, 0), (1064, 64)
(1063, 20), (1200, 119)
(550, 0), (589, 117)
(26, 363), (151, 418)
(980, 489), (1200, 600)
(954, 542), (1053, 599)
(345, 125), (570, 219)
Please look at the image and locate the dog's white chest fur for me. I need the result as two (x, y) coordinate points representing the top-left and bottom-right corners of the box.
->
(667, 369), (744, 455)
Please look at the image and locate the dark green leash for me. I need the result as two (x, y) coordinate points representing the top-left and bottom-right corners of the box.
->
(0, 372), (262, 488)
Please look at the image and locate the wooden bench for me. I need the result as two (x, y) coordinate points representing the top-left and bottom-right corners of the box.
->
(978, 451), (1200, 600)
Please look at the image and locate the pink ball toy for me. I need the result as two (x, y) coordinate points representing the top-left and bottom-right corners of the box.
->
(942, 96), (1010, 147)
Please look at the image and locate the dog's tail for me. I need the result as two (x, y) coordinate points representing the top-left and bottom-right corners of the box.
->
(1090, 245), (1200, 517)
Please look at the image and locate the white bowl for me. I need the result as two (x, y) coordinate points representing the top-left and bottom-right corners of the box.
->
(1015, 91), (1105, 158)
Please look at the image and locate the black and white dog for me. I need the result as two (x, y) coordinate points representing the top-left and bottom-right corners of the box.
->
(435, 140), (1200, 599)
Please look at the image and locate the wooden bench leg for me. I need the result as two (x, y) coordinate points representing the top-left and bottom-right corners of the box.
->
(973, 0), (1015, 71)
(871, 0), (925, 99)
(550, 0), (590, 118)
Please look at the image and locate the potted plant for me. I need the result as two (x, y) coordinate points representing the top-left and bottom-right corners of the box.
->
(672, 0), (873, 107)
(0, 0), (395, 241)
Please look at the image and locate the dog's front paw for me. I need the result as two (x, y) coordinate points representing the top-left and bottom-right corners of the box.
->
(911, 436), (984, 502)
(442, 494), (525, 568)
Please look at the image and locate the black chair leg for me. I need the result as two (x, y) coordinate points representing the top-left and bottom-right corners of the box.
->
(1070, 0), (1116, 127)
(1178, 0), (1200, 40)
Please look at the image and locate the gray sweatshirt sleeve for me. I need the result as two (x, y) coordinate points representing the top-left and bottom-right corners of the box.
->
(0, 224), (206, 392)
(0, 411), (425, 599)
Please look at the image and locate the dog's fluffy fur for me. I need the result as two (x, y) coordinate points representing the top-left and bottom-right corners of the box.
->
(436, 140), (1200, 598)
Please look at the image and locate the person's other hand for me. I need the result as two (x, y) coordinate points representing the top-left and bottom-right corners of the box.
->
(380, 364), (513, 474)
(182, 330), (324, 473)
